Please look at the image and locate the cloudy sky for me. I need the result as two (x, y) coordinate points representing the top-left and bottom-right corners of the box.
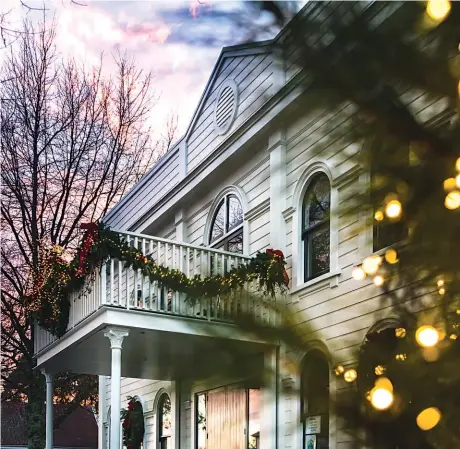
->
(1, 1), (303, 139)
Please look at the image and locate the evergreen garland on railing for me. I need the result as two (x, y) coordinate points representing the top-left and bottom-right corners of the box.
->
(27, 222), (289, 338)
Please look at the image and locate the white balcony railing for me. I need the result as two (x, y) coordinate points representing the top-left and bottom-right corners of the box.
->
(35, 231), (274, 355)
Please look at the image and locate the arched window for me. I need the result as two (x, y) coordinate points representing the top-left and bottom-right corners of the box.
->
(301, 350), (330, 449)
(302, 173), (331, 281)
(209, 193), (243, 254)
(158, 394), (171, 449)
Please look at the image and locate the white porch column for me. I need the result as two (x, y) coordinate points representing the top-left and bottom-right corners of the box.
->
(42, 370), (53, 449)
(98, 376), (107, 449)
(104, 328), (129, 449)
(268, 130), (287, 253)
(260, 347), (279, 449)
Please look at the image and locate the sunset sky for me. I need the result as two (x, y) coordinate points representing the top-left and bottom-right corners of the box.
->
(1, 1), (304, 141)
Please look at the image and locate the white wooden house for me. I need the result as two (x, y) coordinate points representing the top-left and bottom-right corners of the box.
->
(34, 3), (449, 449)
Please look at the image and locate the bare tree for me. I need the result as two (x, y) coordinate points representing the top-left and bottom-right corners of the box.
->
(158, 110), (179, 156)
(1, 17), (156, 449)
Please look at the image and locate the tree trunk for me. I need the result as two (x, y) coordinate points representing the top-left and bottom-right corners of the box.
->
(27, 368), (45, 449)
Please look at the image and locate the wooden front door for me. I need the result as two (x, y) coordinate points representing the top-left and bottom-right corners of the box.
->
(206, 387), (247, 449)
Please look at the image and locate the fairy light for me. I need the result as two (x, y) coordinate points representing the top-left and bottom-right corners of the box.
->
(438, 287), (446, 295)
(344, 369), (358, 383)
(373, 275), (384, 287)
(385, 199), (402, 219)
(370, 383), (394, 410)
(352, 266), (366, 281)
(444, 191), (460, 210)
(456, 157), (460, 172)
(362, 255), (382, 275)
(443, 177), (457, 191)
(416, 325), (440, 348)
(416, 407), (442, 431)
(384, 248), (398, 264)
(426, 0), (451, 21)
(374, 210), (384, 221)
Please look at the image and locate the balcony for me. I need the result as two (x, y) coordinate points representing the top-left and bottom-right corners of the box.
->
(34, 231), (278, 379)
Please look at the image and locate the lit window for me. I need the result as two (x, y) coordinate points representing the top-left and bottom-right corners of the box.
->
(302, 174), (331, 281)
(209, 194), (243, 254)
(301, 351), (330, 449)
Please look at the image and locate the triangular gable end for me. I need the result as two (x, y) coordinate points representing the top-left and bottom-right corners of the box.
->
(185, 40), (276, 173)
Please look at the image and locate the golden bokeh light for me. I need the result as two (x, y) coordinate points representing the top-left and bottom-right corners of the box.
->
(344, 369), (358, 383)
(385, 199), (402, 219)
(374, 210), (384, 221)
(362, 255), (382, 275)
(334, 365), (345, 376)
(375, 377), (393, 392)
(436, 278), (444, 287)
(444, 191), (460, 210)
(370, 386), (394, 410)
(352, 266), (366, 281)
(456, 174), (460, 188)
(416, 407), (441, 431)
(385, 248), (398, 264)
(456, 157), (460, 172)
(416, 325), (440, 348)
(374, 365), (385, 376)
(395, 327), (406, 338)
(373, 275), (384, 287)
(426, 0), (451, 21)
(438, 287), (445, 295)
(443, 177), (456, 191)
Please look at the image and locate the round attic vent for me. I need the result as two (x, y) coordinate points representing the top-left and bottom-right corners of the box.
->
(213, 80), (238, 135)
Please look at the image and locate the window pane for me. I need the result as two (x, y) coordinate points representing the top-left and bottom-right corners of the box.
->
(310, 228), (330, 278)
(227, 230), (243, 254)
(227, 195), (243, 231)
(304, 174), (330, 229)
(160, 395), (171, 438)
(210, 199), (225, 243)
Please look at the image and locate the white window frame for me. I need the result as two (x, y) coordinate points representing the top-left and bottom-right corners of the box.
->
(291, 162), (340, 292)
(203, 185), (249, 255)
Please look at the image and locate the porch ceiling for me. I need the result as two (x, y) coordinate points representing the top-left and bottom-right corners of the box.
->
(38, 307), (268, 381)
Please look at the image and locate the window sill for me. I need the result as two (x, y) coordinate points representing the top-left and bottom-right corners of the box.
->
(291, 270), (341, 298)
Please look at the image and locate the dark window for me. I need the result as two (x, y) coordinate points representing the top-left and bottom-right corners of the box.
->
(371, 146), (408, 252)
(158, 394), (171, 449)
(302, 174), (331, 282)
(301, 351), (330, 449)
(209, 194), (243, 254)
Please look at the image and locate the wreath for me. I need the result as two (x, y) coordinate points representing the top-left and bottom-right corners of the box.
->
(121, 397), (145, 449)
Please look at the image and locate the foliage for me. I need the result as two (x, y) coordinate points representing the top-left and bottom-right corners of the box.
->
(0, 15), (158, 449)
(28, 222), (289, 337)
(121, 397), (145, 449)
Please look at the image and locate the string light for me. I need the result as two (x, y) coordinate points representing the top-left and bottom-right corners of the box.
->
(443, 177), (457, 191)
(384, 248), (398, 264)
(416, 407), (442, 431)
(395, 328), (406, 338)
(374, 365), (385, 376)
(438, 287), (446, 295)
(444, 191), (460, 210)
(436, 278), (444, 287)
(362, 255), (382, 275)
(352, 266), (366, 281)
(373, 275), (384, 287)
(344, 369), (358, 383)
(385, 199), (402, 219)
(426, 0), (451, 21)
(456, 157), (460, 172)
(370, 378), (394, 410)
(334, 365), (345, 376)
(374, 210), (384, 221)
(416, 325), (440, 348)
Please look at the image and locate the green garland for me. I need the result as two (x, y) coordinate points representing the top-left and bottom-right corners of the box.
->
(28, 223), (289, 337)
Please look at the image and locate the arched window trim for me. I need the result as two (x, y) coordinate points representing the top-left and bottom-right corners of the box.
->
(203, 186), (249, 255)
(155, 391), (172, 449)
(291, 162), (340, 290)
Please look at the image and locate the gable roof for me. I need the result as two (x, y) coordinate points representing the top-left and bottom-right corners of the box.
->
(1, 403), (98, 448)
